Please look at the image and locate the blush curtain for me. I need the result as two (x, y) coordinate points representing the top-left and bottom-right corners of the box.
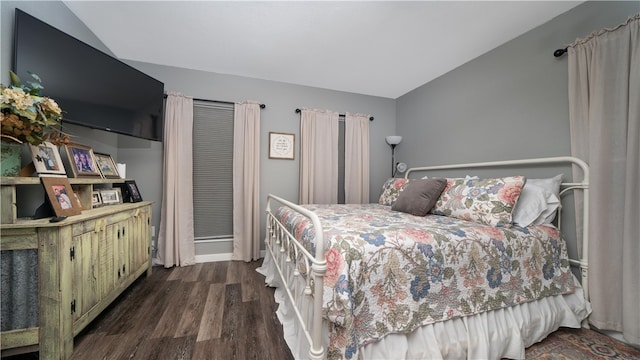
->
(231, 101), (261, 262)
(344, 113), (370, 204)
(568, 13), (640, 345)
(157, 92), (196, 267)
(299, 109), (339, 204)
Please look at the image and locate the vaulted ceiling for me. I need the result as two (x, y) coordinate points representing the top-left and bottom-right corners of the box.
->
(64, 1), (582, 99)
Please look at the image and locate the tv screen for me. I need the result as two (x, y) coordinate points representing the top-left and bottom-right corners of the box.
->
(13, 9), (165, 142)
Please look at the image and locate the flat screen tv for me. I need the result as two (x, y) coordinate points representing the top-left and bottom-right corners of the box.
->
(13, 9), (164, 142)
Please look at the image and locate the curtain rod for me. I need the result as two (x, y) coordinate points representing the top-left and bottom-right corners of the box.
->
(554, 47), (568, 58)
(164, 94), (265, 108)
(295, 108), (374, 121)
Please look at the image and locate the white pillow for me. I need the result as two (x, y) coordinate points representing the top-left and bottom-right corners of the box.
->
(513, 174), (563, 227)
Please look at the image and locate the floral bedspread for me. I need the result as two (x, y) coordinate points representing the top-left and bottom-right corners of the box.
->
(274, 204), (575, 360)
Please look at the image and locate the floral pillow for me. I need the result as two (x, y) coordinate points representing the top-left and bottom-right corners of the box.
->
(431, 176), (526, 227)
(378, 178), (412, 206)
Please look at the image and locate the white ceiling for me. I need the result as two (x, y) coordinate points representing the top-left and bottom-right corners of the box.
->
(63, 1), (582, 99)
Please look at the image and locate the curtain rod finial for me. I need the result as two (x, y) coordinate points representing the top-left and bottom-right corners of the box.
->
(554, 48), (567, 57)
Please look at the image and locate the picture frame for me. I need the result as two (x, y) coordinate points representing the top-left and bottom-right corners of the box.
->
(64, 143), (101, 178)
(29, 141), (66, 176)
(94, 152), (120, 179)
(41, 176), (82, 217)
(125, 180), (143, 203)
(100, 188), (122, 205)
(269, 132), (295, 160)
(91, 191), (102, 208)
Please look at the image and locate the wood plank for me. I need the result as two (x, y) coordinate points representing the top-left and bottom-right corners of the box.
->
(135, 335), (196, 360)
(198, 261), (228, 283)
(0, 185), (16, 224)
(0, 228), (37, 250)
(174, 282), (208, 338)
(196, 283), (225, 342)
(226, 260), (242, 284)
(167, 263), (202, 282)
(241, 260), (261, 302)
(1, 201), (152, 230)
(220, 283), (243, 340)
(238, 300), (265, 360)
(37, 227), (63, 360)
(150, 281), (191, 338)
(0, 327), (38, 350)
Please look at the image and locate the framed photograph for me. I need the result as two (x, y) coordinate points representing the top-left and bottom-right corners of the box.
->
(125, 180), (143, 202)
(29, 142), (66, 176)
(91, 191), (102, 208)
(64, 143), (101, 178)
(269, 132), (295, 160)
(100, 188), (122, 205)
(41, 176), (82, 217)
(94, 152), (120, 179)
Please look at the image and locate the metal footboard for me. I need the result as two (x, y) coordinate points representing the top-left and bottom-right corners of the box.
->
(265, 194), (327, 360)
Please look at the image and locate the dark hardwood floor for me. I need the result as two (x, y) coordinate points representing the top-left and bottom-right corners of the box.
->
(6, 261), (636, 359)
(4, 260), (294, 360)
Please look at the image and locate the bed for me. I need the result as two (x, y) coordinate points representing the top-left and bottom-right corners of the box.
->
(257, 157), (591, 360)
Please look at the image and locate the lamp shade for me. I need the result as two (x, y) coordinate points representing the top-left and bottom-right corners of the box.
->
(385, 135), (402, 145)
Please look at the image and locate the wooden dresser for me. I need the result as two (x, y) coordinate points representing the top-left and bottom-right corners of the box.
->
(1, 177), (152, 359)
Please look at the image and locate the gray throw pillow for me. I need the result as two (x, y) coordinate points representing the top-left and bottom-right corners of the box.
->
(391, 178), (447, 216)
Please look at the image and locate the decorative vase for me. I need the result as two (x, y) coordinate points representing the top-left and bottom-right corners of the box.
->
(1, 140), (22, 177)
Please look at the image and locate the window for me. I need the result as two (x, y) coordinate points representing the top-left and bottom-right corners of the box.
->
(192, 101), (234, 241)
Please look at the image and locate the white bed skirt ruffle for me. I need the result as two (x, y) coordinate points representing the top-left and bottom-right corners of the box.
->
(257, 251), (591, 360)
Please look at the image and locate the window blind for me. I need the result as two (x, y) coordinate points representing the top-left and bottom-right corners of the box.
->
(192, 101), (234, 240)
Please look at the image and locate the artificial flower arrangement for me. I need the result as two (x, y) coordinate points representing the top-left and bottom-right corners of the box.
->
(0, 71), (70, 146)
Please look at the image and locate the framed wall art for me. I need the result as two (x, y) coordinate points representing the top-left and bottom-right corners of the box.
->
(94, 152), (120, 179)
(41, 176), (82, 217)
(64, 143), (101, 178)
(269, 132), (295, 160)
(29, 141), (66, 176)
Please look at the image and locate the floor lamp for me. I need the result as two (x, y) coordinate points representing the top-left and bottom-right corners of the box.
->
(386, 135), (402, 177)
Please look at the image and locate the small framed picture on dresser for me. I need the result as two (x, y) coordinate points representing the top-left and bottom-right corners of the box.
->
(125, 180), (143, 202)
(91, 191), (103, 208)
(29, 142), (66, 176)
(64, 143), (101, 178)
(41, 176), (82, 217)
(94, 152), (120, 179)
(100, 188), (122, 205)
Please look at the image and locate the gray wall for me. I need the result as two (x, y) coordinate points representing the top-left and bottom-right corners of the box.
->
(396, 1), (638, 167)
(395, 1), (638, 262)
(1, 1), (397, 258)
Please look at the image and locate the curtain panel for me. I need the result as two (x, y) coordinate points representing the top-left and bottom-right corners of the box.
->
(231, 101), (261, 262)
(157, 92), (196, 267)
(568, 13), (640, 345)
(344, 113), (370, 204)
(299, 109), (339, 204)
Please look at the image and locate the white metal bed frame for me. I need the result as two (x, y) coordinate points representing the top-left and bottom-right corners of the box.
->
(264, 156), (590, 360)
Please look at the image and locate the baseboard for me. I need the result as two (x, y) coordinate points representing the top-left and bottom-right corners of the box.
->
(195, 253), (233, 263)
(154, 250), (267, 264)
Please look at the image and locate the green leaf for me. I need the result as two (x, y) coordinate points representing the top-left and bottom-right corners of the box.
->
(9, 71), (22, 87)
